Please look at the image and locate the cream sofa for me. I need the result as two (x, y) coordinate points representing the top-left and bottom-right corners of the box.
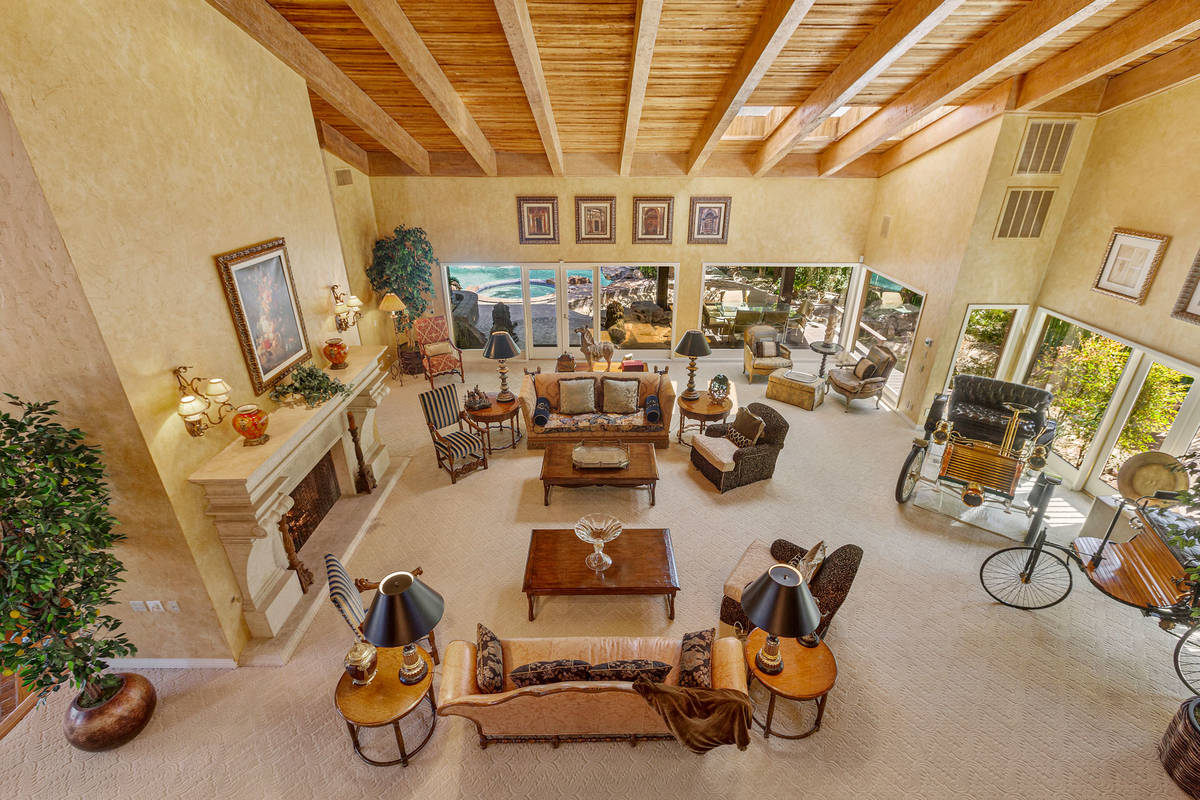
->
(518, 370), (676, 450)
(437, 635), (747, 747)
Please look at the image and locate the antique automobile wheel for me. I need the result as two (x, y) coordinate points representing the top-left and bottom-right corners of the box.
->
(979, 547), (1072, 610)
(895, 445), (927, 504)
(1173, 624), (1200, 695)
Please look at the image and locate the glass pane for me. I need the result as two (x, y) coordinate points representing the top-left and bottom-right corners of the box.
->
(951, 308), (1016, 382)
(566, 268), (596, 348)
(1099, 363), (1193, 488)
(1024, 316), (1131, 468)
(701, 265), (852, 351)
(527, 268), (558, 349)
(447, 265), (525, 350)
(856, 272), (924, 396)
(599, 266), (675, 350)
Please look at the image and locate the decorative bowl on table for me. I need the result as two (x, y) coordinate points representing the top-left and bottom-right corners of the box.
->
(573, 514), (623, 572)
(572, 441), (630, 470)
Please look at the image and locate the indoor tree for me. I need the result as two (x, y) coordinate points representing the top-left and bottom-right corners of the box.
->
(367, 224), (438, 336)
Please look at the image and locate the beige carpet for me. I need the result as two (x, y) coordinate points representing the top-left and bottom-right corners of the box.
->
(0, 357), (1189, 799)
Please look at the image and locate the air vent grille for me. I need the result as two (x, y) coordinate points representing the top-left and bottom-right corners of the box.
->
(334, 168), (353, 186)
(995, 189), (1054, 239)
(1015, 121), (1075, 175)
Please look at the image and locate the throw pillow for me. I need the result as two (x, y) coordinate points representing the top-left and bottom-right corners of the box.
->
(509, 659), (591, 688)
(644, 393), (662, 423)
(476, 623), (504, 694)
(756, 340), (778, 358)
(425, 341), (452, 357)
(588, 659), (672, 683)
(601, 378), (639, 414)
(558, 378), (596, 415)
(724, 407), (764, 449)
(532, 397), (552, 426)
(678, 628), (715, 689)
(853, 359), (877, 380)
(789, 539), (827, 581)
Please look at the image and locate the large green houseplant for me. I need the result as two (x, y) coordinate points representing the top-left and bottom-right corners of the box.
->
(367, 224), (438, 336)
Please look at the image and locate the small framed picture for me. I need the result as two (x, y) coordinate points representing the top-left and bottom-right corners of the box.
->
(1091, 227), (1170, 304)
(517, 196), (558, 244)
(688, 196), (731, 244)
(1172, 248), (1200, 326)
(633, 197), (673, 244)
(575, 196), (616, 244)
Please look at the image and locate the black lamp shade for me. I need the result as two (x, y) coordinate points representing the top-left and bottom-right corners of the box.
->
(741, 564), (821, 639)
(483, 331), (520, 360)
(673, 329), (711, 358)
(361, 572), (445, 648)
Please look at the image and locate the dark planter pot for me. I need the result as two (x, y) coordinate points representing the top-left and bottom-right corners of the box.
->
(1160, 696), (1200, 797)
(63, 672), (156, 752)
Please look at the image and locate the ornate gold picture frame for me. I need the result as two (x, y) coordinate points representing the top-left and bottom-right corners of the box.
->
(1091, 227), (1170, 305)
(1172, 248), (1200, 327)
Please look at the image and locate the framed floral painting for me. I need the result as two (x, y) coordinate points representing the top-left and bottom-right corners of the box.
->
(633, 197), (673, 244)
(517, 196), (559, 244)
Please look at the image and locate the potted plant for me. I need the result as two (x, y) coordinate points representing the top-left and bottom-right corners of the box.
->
(367, 224), (438, 342)
(0, 396), (153, 751)
(268, 364), (352, 408)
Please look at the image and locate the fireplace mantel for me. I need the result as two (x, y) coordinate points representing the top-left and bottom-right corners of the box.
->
(189, 346), (390, 639)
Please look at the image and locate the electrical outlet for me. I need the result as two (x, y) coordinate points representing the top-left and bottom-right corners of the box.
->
(146, 600), (165, 613)
(166, 600), (181, 613)
(129, 600), (147, 613)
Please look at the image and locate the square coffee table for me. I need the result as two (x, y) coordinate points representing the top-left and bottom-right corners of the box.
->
(539, 442), (658, 506)
(522, 528), (679, 621)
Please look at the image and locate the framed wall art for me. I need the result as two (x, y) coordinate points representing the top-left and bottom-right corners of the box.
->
(687, 196), (731, 244)
(575, 196), (616, 244)
(1091, 227), (1170, 304)
(632, 197), (673, 244)
(517, 196), (559, 244)
(215, 237), (311, 395)
(1172, 247), (1200, 327)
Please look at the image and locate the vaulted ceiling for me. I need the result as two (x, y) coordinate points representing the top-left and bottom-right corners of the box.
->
(207, 0), (1200, 177)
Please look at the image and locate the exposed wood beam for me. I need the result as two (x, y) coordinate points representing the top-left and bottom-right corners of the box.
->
(1031, 77), (1106, 112)
(619, 0), (663, 177)
(315, 119), (370, 174)
(205, 0), (429, 175)
(493, 0), (564, 176)
(818, 0), (1117, 175)
(753, 0), (967, 176)
(1016, 0), (1200, 109)
(687, 0), (817, 175)
(346, 0), (497, 176)
(876, 78), (1019, 175)
(1099, 36), (1200, 113)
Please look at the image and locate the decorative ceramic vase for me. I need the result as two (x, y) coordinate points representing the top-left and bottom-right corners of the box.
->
(344, 641), (378, 686)
(708, 374), (730, 402)
(323, 338), (349, 370)
(231, 404), (270, 447)
(63, 672), (157, 752)
(574, 514), (623, 572)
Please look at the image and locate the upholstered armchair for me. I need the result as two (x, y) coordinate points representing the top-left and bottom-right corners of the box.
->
(418, 384), (488, 484)
(412, 315), (465, 390)
(742, 324), (793, 383)
(323, 553), (439, 663)
(827, 344), (897, 411)
(690, 402), (789, 493)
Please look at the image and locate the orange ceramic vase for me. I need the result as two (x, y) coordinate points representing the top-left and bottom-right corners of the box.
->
(231, 404), (270, 446)
(323, 338), (349, 369)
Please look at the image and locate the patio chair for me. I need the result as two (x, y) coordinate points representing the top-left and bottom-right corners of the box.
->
(412, 315), (465, 390)
(324, 553), (439, 663)
(729, 308), (762, 345)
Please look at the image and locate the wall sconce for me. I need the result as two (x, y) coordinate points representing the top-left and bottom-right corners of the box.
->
(173, 366), (233, 437)
(331, 284), (363, 332)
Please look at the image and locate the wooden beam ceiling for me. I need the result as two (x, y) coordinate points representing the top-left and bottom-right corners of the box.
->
(818, 0), (1118, 176)
(315, 119), (370, 174)
(346, 0), (498, 176)
(493, 0), (564, 176)
(1100, 36), (1200, 112)
(686, 0), (816, 175)
(619, 0), (663, 177)
(206, 0), (429, 175)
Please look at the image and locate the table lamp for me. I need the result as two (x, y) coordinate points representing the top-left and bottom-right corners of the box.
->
(741, 563), (822, 675)
(483, 330), (521, 403)
(361, 571), (445, 685)
(673, 329), (711, 401)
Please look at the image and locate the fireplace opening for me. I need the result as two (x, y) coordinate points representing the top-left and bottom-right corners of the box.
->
(278, 450), (340, 591)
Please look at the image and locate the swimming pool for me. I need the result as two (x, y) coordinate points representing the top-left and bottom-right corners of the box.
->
(449, 265), (612, 301)
(482, 280), (555, 300)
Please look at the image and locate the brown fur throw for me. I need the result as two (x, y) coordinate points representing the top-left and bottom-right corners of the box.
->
(632, 676), (751, 754)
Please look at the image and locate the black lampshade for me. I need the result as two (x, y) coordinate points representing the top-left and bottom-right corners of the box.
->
(673, 329), (711, 358)
(361, 572), (445, 648)
(741, 564), (821, 639)
(483, 331), (520, 360)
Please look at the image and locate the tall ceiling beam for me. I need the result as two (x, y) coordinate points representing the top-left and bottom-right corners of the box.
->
(493, 0), (564, 176)
(347, 0), (497, 176)
(315, 119), (370, 175)
(205, 0), (429, 175)
(1099, 37), (1200, 112)
(753, 0), (967, 177)
(818, 0), (1116, 176)
(1016, 0), (1200, 109)
(619, 0), (663, 177)
(686, 0), (817, 175)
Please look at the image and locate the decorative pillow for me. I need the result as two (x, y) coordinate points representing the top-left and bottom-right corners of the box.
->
(725, 407), (764, 449)
(532, 396), (552, 426)
(756, 340), (778, 358)
(678, 628), (715, 689)
(476, 623), (504, 694)
(601, 378), (639, 414)
(425, 341), (452, 357)
(558, 378), (597, 415)
(644, 394), (661, 423)
(587, 659), (672, 683)
(509, 659), (591, 688)
(853, 359), (877, 380)
(789, 539), (827, 581)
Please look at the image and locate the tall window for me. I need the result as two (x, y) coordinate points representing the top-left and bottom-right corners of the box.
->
(1099, 362), (1194, 488)
(701, 265), (853, 350)
(598, 266), (675, 350)
(949, 307), (1019, 385)
(854, 271), (925, 396)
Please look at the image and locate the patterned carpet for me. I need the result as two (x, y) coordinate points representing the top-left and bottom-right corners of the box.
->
(0, 357), (1189, 799)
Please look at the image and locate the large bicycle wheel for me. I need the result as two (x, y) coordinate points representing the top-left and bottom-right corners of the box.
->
(895, 445), (927, 504)
(1174, 624), (1200, 695)
(979, 546), (1072, 610)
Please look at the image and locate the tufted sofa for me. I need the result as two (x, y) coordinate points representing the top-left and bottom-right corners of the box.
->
(518, 371), (675, 449)
(437, 635), (746, 747)
(938, 374), (1056, 448)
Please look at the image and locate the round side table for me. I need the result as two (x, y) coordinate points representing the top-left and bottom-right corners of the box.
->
(744, 628), (837, 740)
(335, 646), (436, 767)
(676, 395), (733, 445)
(809, 341), (844, 378)
(463, 392), (523, 453)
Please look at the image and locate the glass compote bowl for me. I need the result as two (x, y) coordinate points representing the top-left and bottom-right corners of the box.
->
(573, 514), (623, 572)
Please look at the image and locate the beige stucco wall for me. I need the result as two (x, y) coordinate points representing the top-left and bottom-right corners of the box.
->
(0, 0), (357, 659)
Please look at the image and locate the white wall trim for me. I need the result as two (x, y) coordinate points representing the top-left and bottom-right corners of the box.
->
(108, 658), (237, 670)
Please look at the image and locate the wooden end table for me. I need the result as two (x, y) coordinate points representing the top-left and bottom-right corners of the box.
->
(539, 442), (658, 506)
(463, 392), (523, 453)
(744, 628), (837, 740)
(676, 395), (733, 445)
(809, 341), (844, 378)
(522, 527), (679, 621)
(334, 646), (436, 767)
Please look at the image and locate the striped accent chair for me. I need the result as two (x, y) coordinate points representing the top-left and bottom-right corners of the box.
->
(418, 384), (488, 484)
(412, 315), (465, 390)
(323, 553), (439, 664)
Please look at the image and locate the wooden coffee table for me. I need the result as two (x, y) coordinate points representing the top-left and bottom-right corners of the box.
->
(523, 528), (680, 620)
(539, 442), (658, 506)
